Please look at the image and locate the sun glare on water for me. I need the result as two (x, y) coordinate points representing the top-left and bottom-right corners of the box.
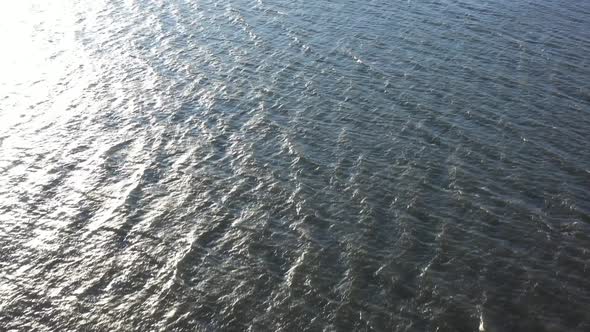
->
(0, 1), (78, 87)
(0, 0), (86, 166)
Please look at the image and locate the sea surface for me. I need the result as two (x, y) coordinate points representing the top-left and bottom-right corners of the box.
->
(1, 0), (589, 331)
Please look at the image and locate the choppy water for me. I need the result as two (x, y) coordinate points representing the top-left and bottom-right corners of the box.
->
(1, 0), (590, 331)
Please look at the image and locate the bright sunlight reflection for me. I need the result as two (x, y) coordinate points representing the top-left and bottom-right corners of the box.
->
(0, 0), (78, 124)
(0, 1), (76, 86)
(0, 0), (80, 156)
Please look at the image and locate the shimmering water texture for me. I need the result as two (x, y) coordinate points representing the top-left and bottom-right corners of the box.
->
(1, 0), (589, 331)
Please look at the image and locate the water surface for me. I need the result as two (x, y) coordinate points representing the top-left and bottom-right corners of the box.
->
(1, 0), (589, 331)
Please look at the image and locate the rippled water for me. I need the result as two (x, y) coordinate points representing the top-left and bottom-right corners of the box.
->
(1, 0), (589, 330)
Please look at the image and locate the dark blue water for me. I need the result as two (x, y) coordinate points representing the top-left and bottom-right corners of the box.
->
(1, 0), (589, 331)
